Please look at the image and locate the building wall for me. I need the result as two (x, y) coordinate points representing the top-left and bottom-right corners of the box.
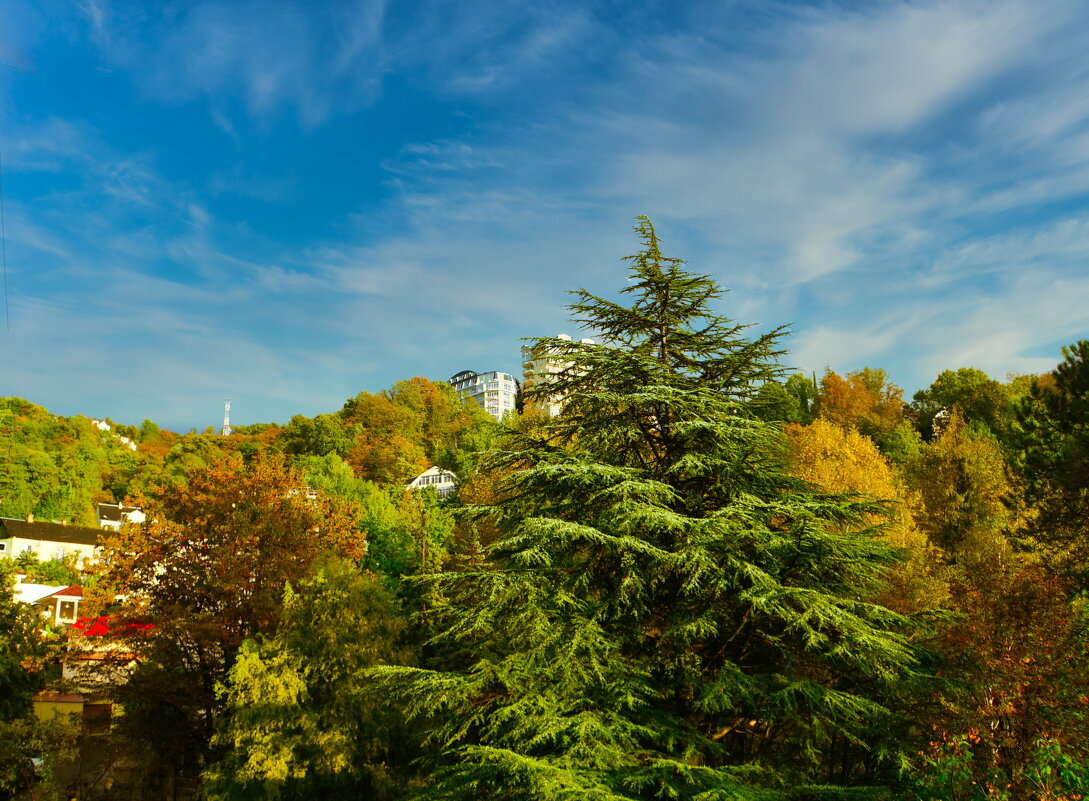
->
(97, 505), (147, 531)
(33, 697), (86, 722)
(0, 537), (97, 565)
(45, 594), (82, 627)
(63, 648), (137, 692)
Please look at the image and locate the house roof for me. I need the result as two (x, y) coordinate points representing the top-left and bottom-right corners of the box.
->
(96, 504), (140, 522)
(69, 649), (137, 661)
(407, 465), (458, 486)
(14, 583), (65, 604)
(0, 518), (100, 546)
(34, 692), (89, 704)
(12, 583), (83, 604)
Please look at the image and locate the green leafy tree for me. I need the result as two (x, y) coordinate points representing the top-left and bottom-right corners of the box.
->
(0, 561), (76, 798)
(205, 559), (415, 801)
(0, 398), (145, 523)
(911, 368), (1011, 442)
(379, 218), (921, 798)
(295, 452), (361, 497)
(296, 453), (454, 585)
(906, 411), (1015, 565)
(280, 413), (353, 458)
(876, 420), (924, 467)
(138, 418), (162, 442)
(11, 553), (81, 586)
(752, 374), (817, 425)
(0, 562), (42, 724)
(157, 432), (236, 488)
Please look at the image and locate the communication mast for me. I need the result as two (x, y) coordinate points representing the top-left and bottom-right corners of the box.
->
(222, 399), (232, 436)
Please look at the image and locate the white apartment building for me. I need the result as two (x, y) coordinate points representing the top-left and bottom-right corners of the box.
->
(449, 369), (517, 421)
(521, 334), (596, 416)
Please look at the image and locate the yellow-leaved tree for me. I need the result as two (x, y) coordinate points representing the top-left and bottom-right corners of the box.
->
(785, 418), (946, 611)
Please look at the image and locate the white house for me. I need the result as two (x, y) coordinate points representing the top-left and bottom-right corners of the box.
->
(407, 466), (458, 500)
(96, 503), (146, 530)
(0, 518), (101, 566)
(13, 579), (84, 627)
(89, 418), (137, 450)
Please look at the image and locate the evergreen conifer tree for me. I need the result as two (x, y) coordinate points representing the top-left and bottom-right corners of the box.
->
(1013, 340), (1089, 589)
(382, 218), (920, 799)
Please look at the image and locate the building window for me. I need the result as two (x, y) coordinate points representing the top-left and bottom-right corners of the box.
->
(59, 601), (77, 621)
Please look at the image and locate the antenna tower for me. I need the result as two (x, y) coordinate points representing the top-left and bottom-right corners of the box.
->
(222, 399), (232, 436)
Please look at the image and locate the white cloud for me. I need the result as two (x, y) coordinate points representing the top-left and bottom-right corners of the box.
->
(788, 255), (1089, 390)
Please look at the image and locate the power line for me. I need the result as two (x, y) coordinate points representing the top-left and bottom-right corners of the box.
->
(0, 62), (35, 75)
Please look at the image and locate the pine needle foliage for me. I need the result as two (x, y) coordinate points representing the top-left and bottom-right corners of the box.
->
(379, 218), (920, 799)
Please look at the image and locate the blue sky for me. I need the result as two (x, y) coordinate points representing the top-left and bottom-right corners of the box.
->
(2, 0), (1089, 430)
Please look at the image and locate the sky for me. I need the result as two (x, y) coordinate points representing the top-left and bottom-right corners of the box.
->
(2, 0), (1089, 431)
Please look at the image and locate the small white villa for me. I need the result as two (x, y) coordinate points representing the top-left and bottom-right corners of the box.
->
(407, 466), (458, 500)
(96, 503), (147, 530)
(13, 579), (84, 627)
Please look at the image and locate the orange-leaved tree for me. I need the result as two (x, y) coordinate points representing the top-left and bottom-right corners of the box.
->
(815, 367), (906, 449)
(96, 452), (365, 775)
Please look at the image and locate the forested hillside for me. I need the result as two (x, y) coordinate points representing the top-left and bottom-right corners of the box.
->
(3, 221), (1089, 799)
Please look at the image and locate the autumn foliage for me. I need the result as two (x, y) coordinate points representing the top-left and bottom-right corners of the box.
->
(815, 367), (906, 445)
(916, 567), (1089, 799)
(96, 453), (366, 764)
(784, 418), (945, 613)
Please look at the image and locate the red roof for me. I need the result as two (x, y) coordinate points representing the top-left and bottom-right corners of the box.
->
(50, 586), (83, 599)
(34, 692), (88, 703)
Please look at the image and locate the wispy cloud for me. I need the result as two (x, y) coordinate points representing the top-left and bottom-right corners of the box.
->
(347, 0), (1089, 390)
(83, 0), (387, 128)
